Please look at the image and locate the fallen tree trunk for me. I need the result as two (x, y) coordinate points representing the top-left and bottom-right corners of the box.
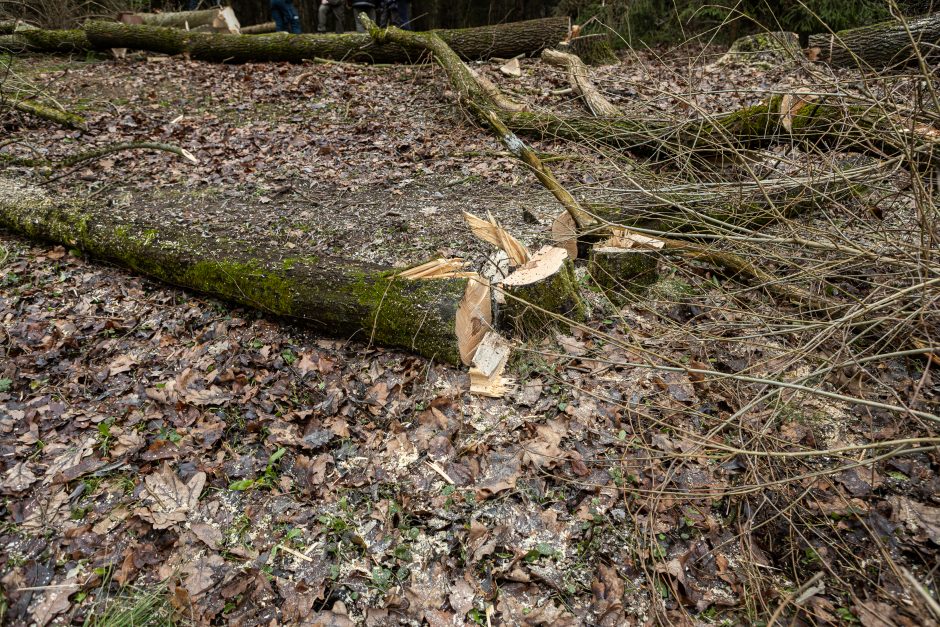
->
(0, 28), (91, 54)
(123, 7), (241, 33)
(807, 11), (940, 68)
(0, 179), (491, 365)
(81, 17), (567, 64)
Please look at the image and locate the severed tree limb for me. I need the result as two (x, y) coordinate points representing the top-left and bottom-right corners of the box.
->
(242, 22), (277, 35)
(124, 7), (241, 34)
(0, 27), (91, 54)
(0, 141), (197, 169)
(541, 47), (621, 117)
(4, 98), (85, 130)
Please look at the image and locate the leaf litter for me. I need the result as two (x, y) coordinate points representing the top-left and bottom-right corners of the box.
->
(0, 42), (937, 626)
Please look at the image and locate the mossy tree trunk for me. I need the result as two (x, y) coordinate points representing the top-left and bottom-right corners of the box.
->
(0, 179), (479, 365)
(0, 28), (91, 54)
(81, 17), (567, 64)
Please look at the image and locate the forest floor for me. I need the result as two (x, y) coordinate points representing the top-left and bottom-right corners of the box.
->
(0, 44), (938, 626)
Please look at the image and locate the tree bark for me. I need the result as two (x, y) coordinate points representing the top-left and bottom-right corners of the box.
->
(807, 11), (940, 68)
(126, 7), (241, 34)
(81, 17), (567, 64)
(242, 22), (277, 35)
(0, 28), (91, 54)
(0, 179), (491, 365)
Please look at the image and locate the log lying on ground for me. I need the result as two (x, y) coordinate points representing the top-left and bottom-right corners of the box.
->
(0, 179), (492, 365)
(502, 94), (940, 165)
(81, 17), (567, 64)
(0, 28), (91, 54)
(242, 22), (277, 35)
(122, 7), (241, 33)
(807, 11), (940, 68)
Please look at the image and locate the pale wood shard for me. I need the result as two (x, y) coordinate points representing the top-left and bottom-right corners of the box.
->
(550, 211), (579, 259)
(463, 211), (530, 266)
(500, 57), (522, 77)
(500, 245), (569, 287)
(456, 275), (493, 366)
(604, 229), (665, 250)
(469, 330), (514, 398)
(397, 257), (472, 279)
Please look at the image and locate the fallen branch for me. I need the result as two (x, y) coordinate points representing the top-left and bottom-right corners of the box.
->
(123, 7), (241, 34)
(4, 98), (85, 130)
(0, 141), (197, 168)
(541, 48), (621, 117)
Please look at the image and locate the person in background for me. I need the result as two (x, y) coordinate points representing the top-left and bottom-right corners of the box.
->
(270, 0), (302, 33)
(377, 0), (411, 29)
(397, 0), (410, 29)
(318, 0), (345, 33)
(349, 0), (377, 32)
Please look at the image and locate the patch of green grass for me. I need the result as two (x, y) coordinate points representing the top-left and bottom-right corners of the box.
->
(83, 581), (182, 627)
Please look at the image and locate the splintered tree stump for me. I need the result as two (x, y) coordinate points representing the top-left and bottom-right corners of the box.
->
(498, 246), (585, 335)
(588, 246), (660, 304)
(0, 179), (491, 365)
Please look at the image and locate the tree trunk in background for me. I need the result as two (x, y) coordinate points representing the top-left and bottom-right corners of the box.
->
(83, 17), (567, 63)
(807, 11), (940, 68)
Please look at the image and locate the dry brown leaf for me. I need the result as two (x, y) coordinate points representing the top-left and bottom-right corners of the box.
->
(30, 577), (79, 627)
(890, 496), (940, 544)
(135, 462), (206, 530)
(2, 461), (38, 493)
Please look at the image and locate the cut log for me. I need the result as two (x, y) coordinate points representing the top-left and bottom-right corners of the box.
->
(124, 7), (241, 34)
(807, 11), (940, 68)
(81, 17), (568, 64)
(715, 31), (801, 68)
(498, 246), (586, 335)
(242, 22), (277, 35)
(0, 179), (491, 366)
